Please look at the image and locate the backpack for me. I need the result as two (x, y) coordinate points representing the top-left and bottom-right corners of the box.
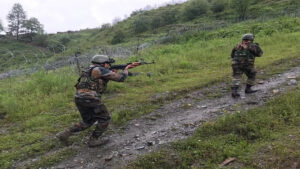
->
(75, 66), (99, 91)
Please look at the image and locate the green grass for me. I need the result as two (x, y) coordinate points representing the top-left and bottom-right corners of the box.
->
(0, 39), (52, 72)
(0, 17), (299, 168)
(127, 86), (300, 169)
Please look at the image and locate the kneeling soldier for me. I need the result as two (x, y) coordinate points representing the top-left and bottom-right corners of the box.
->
(56, 55), (139, 147)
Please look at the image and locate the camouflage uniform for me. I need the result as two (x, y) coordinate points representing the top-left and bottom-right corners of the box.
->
(231, 38), (263, 97)
(57, 63), (127, 146)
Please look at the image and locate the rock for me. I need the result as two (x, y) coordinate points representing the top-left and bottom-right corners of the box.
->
(105, 155), (114, 161)
(136, 146), (145, 150)
(105, 151), (118, 161)
(258, 80), (264, 84)
(147, 141), (154, 146)
(273, 89), (279, 94)
(287, 74), (296, 79)
(219, 157), (236, 166)
(288, 79), (297, 86)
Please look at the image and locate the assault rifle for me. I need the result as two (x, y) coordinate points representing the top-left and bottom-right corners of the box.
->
(109, 60), (155, 70)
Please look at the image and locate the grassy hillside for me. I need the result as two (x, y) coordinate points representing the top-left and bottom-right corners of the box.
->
(0, 16), (299, 168)
(47, 0), (299, 56)
(0, 39), (52, 72)
(127, 85), (300, 169)
(1, 0), (299, 72)
(0, 0), (299, 168)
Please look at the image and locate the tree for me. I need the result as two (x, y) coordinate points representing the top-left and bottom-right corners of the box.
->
(132, 16), (150, 34)
(211, 0), (226, 13)
(150, 15), (163, 29)
(182, 0), (209, 20)
(7, 3), (27, 40)
(161, 8), (178, 25)
(23, 17), (44, 41)
(23, 17), (43, 34)
(99, 23), (111, 31)
(232, 0), (251, 21)
(111, 30), (125, 44)
(0, 20), (3, 32)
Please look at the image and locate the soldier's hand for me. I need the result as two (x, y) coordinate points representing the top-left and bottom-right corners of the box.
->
(125, 62), (140, 70)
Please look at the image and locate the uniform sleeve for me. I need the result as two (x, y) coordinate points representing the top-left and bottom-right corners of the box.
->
(231, 45), (238, 58)
(104, 72), (128, 82)
(91, 67), (127, 82)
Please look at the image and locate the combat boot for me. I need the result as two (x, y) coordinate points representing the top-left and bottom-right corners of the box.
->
(245, 84), (258, 94)
(56, 129), (72, 144)
(231, 86), (240, 98)
(88, 136), (110, 147)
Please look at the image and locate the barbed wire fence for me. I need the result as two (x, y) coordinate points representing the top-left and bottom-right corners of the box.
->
(0, 45), (137, 80)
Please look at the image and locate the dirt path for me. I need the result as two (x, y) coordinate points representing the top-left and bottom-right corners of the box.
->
(52, 66), (300, 169)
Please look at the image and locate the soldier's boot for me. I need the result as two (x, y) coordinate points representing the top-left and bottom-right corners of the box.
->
(231, 86), (240, 98)
(56, 129), (72, 144)
(245, 84), (258, 94)
(88, 136), (110, 147)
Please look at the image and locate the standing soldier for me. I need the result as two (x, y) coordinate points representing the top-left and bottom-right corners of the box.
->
(56, 55), (139, 147)
(231, 33), (263, 98)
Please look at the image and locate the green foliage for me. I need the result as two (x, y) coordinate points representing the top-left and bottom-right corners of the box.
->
(0, 20), (3, 32)
(111, 30), (126, 44)
(182, 0), (209, 20)
(132, 15), (150, 34)
(231, 0), (251, 20)
(47, 39), (65, 53)
(7, 3), (26, 40)
(23, 17), (43, 34)
(32, 34), (49, 47)
(0, 69), (75, 121)
(59, 36), (71, 46)
(211, 0), (227, 13)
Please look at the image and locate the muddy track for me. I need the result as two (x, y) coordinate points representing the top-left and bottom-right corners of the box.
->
(47, 66), (299, 169)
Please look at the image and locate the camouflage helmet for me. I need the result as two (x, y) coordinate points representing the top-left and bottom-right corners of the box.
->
(91, 55), (115, 64)
(242, 33), (255, 41)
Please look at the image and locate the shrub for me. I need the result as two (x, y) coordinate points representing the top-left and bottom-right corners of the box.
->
(111, 30), (125, 44)
(132, 16), (150, 34)
(211, 0), (226, 13)
(32, 34), (48, 47)
(182, 0), (209, 20)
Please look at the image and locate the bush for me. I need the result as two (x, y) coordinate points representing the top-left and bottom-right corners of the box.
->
(211, 0), (226, 13)
(182, 0), (209, 20)
(32, 34), (48, 47)
(59, 36), (71, 45)
(111, 30), (125, 44)
(132, 16), (150, 34)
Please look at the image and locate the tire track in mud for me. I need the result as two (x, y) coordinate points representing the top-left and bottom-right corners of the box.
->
(50, 66), (299, 169)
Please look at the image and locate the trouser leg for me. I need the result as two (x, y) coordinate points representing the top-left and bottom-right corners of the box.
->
(91, 104), (111, 138)
(231, 63), (243, 98)
(244, 64), (258, 94)
(245, 64), (256, 86)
